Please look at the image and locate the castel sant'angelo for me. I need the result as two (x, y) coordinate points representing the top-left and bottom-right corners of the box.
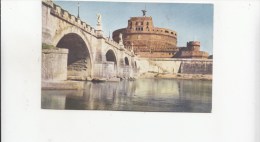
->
(113, 10), (209, 59)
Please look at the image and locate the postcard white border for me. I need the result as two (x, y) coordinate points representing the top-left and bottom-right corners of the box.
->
(2, 0), (260, 142)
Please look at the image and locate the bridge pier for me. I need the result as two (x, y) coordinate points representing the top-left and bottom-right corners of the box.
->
(42, 48), (68, 81)
(42, 46), (84, 89)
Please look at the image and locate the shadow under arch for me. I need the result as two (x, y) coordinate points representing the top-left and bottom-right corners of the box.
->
(105, 49), (118, 70)
(124, 57), (129, 66)
(56, 33), (92, 78)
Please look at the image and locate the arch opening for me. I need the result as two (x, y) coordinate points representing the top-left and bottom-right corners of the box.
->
(106, 50), (117, 68)
(125, 57), (129, 66)
(56, 33), (92, 78)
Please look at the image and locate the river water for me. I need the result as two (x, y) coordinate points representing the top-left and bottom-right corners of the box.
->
(42, 79), (212, 112)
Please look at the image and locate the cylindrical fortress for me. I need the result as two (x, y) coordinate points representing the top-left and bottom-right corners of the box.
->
(113, 16), (179, 58)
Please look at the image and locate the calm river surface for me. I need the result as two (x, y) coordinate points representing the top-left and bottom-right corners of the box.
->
(42, 79), (212, 112)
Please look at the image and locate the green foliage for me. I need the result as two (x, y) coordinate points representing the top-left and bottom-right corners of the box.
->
(42, 43), (56, 49)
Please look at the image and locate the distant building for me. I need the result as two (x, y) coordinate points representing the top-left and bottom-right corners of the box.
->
(208, 55), (213, 59)
(173, 41), (209, 59)
(112, 10), (209, 59)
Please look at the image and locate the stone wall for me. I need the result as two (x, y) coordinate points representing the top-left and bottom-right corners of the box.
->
(103, 62), (116, 78)
(93, 62), (117, 78)
(176, 50), (209, 59)
(67, 59), (88, 77)
(136, 58), (181, 74)
(136, 58), (213, 75)
(42, 48), (68, 81)
(180, 61), (213, 74)
(137, 52), (175, 58)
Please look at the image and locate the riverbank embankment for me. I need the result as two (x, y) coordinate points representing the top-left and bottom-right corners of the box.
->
(138, 72), (212, 81)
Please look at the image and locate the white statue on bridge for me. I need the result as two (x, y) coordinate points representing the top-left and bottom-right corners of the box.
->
(119, 33), (123, 41)
(119, 33), (124, 47)
(97, 13), (102, 25)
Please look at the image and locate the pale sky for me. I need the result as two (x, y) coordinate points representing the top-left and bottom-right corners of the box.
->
(54, 1), (213, 55)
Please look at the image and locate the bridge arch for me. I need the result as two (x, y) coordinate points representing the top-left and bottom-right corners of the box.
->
(52, 26), (92, 51)
(105, 49), (118, 67)
(124, 57), (129, 66)
(56, 32), (92, 78)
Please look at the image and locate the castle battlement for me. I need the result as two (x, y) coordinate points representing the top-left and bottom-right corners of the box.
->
(187, 41), (200, 46)
(178, 50), (209, 59)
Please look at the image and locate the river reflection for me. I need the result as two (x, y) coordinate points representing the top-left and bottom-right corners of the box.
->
(42, 79), (212, 112)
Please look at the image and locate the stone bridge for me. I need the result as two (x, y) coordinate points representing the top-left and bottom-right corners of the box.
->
(42, 1), (137, 81)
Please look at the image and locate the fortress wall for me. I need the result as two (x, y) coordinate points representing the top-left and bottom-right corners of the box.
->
(137, 52), (175, 58)
(42, 48), (68, 81)
(113, 31), (177, 49)
(180, 60), (213, 74)
(136, 58), (181, 74)
(136, 58), (213, 75)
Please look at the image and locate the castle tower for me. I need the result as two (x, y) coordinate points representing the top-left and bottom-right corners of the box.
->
(187, 41), (200, 51)
(112, 10), (178, 58)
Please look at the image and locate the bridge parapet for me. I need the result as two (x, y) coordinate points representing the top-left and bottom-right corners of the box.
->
(105, 38), (120, 48)
(126, 50), (135, 57)
(43, 0), (98, 37)
(42, 0), (54, 8)
(104, 38), (134, 57)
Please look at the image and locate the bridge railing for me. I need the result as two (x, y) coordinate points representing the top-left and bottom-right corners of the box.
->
(104, 38), (135, 57)
(44, 0), (98, 37)
(105, 38), (120, 48)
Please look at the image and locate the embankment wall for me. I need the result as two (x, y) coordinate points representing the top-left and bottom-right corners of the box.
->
(136, 58), (213, 75)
